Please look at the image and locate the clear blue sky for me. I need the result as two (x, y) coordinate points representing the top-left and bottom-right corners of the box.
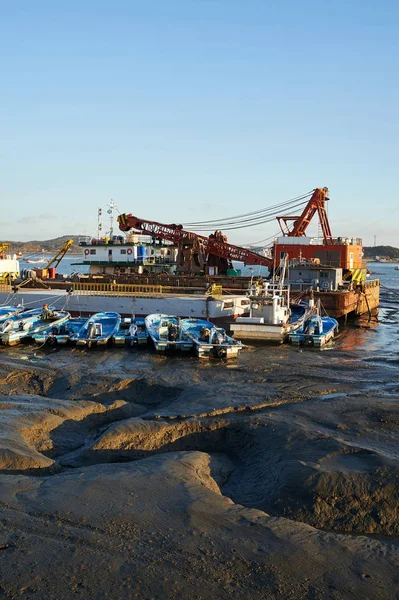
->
(1, 0), (398, 247)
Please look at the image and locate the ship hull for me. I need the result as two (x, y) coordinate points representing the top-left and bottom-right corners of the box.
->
(0, 279), (380, 324)
(0, 289), (250, 324)
(309, 281), (380, 319)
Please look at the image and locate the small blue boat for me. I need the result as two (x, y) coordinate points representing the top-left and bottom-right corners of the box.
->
(0, 305), (24, 323)
(32, 317), (88, 345)
(181, 318), (243, 359)
(289, 314), (339, 347)
(145, 314), (193, 352)
(113, 317), (148, 347)
(0, 308), (44, 344)
(71, 312), (121, 347)
(1, 309), (70, 346)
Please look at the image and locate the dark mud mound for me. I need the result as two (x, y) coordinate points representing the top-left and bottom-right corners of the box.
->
(0, 364), (182, 408)
(55, 406), (399, 537)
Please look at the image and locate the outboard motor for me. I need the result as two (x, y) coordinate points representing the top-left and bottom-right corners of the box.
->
(87, 322), (96, 338)
(307, 319), (316, 336)
(168, 325), (178, 341)
(128, 323), (138, 337)
(213, 330), (225, 345)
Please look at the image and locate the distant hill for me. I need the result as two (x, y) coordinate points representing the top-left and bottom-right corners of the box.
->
(364, 245), (399, 259)
(5, 235), (83, 254)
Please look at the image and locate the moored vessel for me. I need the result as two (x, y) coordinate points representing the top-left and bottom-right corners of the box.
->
(1, 309), (70, 346)
(32, 317), (88, 345)
(71, 312), (121, 347)
(181, 318), (243, 358)
(113, 317), (148, 347)
(289, 313), (339, 347)
(145, 314), (193, 352)
(230, 257), (312, 343)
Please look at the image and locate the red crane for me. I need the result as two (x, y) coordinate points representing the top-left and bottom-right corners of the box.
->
(276, 187), (333, 243)
(117, 213), (272, 267)
(117, 187), (334, 272)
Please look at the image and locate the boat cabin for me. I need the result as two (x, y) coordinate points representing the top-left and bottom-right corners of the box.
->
(77, 236), (178, 276)
(287, 264), (343, 292)
(273, 236), (364, 270)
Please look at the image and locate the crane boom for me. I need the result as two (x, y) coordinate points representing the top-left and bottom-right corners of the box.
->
(117, 214), (272, 267)
(276, 187), (333, 243)
(45, 239), (74, 269)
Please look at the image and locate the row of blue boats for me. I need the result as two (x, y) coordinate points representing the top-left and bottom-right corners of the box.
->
(0, 303), (339, 355)
(0, 305), (243, 358)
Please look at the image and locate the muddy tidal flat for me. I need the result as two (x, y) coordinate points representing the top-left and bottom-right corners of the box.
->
(0, 289), (398, 598)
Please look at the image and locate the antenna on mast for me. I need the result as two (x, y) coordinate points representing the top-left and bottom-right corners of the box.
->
(107, 199), (117, 238)
(98, 208), (102, 240)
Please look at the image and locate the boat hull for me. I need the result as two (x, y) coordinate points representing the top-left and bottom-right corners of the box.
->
(181, 318), (243, 358)
(32, 318), (88, 346)
(292, 281), (380, 319)
(0, 289), (250, 324)
(145, 314), (193, 353)
(230, 322), (288, 343)
(2, 312), (70, 346)
(71, 312), (121, 348)
(289, 317), (339, 347)
(113, 318), (148, 347)
(194, 342), (242, 358)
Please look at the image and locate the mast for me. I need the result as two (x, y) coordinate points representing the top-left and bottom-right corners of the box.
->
(108, 199), (117, 238)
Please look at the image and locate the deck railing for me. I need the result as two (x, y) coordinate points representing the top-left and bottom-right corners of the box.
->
(72, 282), (169, 298)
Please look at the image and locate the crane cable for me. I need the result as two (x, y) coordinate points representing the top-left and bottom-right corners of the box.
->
(244, 230), (281, 246)
(185, 199), (309, 232)
(182, 190), (313, 227)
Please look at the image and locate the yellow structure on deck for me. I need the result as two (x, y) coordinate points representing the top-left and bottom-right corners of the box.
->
(46, 239), (74, 269)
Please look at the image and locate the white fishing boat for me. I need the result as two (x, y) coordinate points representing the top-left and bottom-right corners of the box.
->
(181, 318), (243, 358)
(26, 258), (47, 264)
(230, 256), (311, 343)
(145, 314), (193, 352)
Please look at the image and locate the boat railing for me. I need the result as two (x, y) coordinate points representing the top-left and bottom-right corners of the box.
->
(78, 236), (92, 245)
(72, 282), (170, 298)
(248, 282), (290, 297)
(361, 279), (380, 290)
